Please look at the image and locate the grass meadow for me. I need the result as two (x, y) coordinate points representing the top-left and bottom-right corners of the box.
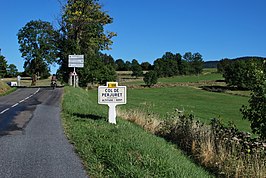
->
(62, 86), (213, 177)
(120, 68), (224, 86)
(121, 86), (250, 132)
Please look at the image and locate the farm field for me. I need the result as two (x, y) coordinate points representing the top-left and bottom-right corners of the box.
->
(119, 68), (224, 85)
(121, 86), (250, 132)
(97, 70), (251, 132)
(89, 85), (250, 132)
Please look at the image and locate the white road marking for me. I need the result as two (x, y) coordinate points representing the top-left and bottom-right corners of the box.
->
(0, 88), (40, 115)
(11, 103), (19, 108)
(19, 99), (25, 103)
(0, 108), (10, 114)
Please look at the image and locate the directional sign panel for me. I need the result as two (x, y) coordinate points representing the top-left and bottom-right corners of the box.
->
(68, 55), (84, 68)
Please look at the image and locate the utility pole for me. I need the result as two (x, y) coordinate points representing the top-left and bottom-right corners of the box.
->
(0, 48), (2, 56)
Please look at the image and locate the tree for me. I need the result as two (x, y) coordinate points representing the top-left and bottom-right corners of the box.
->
(100, 53), (115, 69)
(183, 52), (204, 75)
(58, 0), (116, 85)
(17, 20), (58, 85)
(23, 59), (51, 79)
(183, 52), (193, 63)
(192, 53), (204, 75)
(0, 55), (7, 78)
(131, 59), (143, 78)
(115, 59), (126, 71)
(154, 52), (179, 77)
(6, 64), (18, 77)
(143, 70), (158, 87)
(79, 53), (116, 85)
(241, 60), (266, 138)
(220, 58), (265, 89)
(125, 61), (132, 71)
(141, 62), (152, 71)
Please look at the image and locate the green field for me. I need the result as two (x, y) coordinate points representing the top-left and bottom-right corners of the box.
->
(120, 68), (223, 85)
(122, 86), (250, 132)
(115, 69), (251, 132)
(62, 87), (213, 177)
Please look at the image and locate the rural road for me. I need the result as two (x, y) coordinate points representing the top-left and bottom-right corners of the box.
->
(0, 87), (88, 178)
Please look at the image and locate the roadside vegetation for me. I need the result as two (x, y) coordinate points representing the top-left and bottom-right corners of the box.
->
(61, 67), (265, 177)
(62, 86), (213, 178)
(0, 80), (14, 96)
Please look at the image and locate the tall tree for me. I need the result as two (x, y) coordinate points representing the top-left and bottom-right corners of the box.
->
(131, 59), (143, 78)
(183, 52), (204, 75)
(241, 60), (266, 138)
(154, 52), (179, 77)
(140, 62), (152, 71)
(17, 20), (58, 84)
(100, 53), (115, 68)
(125, 61), (132, 71)
(115, 59), (126, 71)
(192, 52), (204, 75)
(58, 0), (116, 85)
(6, 64), (18, 77)
(0, 55), (7, 78)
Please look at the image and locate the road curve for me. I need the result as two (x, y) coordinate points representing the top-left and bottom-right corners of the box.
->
(0, 87), (88, 178)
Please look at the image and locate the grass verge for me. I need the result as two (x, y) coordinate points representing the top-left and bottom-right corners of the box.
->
(62, 86), (213, 177)
(0, 80), (16, 96)
(117, 107), (266, 177)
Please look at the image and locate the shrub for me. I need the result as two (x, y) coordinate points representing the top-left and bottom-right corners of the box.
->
(241, 82), (266, 139)
(219, 58), (265, 89)
(241, 60), (266, 139)
(119, 107), (266, 177)
(143, 70), (158, 87)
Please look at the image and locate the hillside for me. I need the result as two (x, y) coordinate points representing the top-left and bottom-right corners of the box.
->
(0, 80), (11, 95)
(204, 61), (219, 68)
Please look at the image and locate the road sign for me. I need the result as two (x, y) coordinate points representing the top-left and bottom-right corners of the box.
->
(68, 55), (84, 68)
(98, 82), (127, 124)
(98, 82), (126, 104)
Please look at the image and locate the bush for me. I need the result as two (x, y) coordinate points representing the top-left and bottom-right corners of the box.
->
(241, 82), (266, 139)
(143, 70), (158, 87)
(219, 58), (265, 89)
(241, 60), (266, 139)
(156, 114), (266, 177)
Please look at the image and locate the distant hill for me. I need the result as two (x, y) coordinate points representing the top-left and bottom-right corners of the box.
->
(204, 61), (219, 68)
(204, 56), (266, 68)
(231, 56), (266, 61)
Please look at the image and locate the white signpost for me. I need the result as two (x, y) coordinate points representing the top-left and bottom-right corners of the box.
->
(68, 55), (84, 87)
(17, 75), (21, 86)
(98, 82), (127, 124)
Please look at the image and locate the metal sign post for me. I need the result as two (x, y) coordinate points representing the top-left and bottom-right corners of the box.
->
(98, 82), (127, 124)
(73, 67), (76, 88)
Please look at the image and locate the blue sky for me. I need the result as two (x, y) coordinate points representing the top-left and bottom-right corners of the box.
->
(0, 0), (266, 73)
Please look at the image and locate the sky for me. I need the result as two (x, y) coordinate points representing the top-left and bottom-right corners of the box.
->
(0, 0), (266, 73)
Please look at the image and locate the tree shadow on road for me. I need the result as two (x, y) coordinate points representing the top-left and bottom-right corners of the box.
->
(72, 113), (105, 121)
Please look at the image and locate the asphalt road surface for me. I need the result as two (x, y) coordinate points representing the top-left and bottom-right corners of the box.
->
(0, 87), (88, 178)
